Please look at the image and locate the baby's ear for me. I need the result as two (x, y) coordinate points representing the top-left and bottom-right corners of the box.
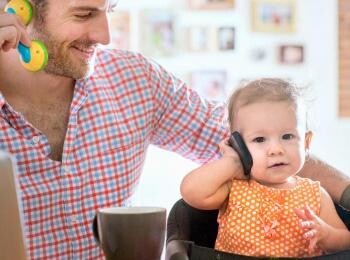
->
(304, 131), (313, 149)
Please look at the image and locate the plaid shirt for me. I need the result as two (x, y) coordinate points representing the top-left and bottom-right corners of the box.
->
(0, 49), (226, 259)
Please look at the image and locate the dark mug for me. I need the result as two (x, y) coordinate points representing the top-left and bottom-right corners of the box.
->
(93, 206), (166, 260)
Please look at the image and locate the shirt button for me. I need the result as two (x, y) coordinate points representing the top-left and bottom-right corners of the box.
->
(32, 136), (40, 143)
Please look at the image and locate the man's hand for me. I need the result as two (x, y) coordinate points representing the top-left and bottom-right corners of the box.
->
(0, 10), (31, 52)
(294, 205), (330, 253)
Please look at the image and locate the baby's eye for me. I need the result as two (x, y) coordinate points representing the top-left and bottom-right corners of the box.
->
(282, 134), (294, 140)
(253, 137), (265, 143)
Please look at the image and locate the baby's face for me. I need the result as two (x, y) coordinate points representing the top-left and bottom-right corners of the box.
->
(233, 101), (311, 188)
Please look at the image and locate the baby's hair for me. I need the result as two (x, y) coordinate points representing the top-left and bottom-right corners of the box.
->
(227, 78), (307, 131)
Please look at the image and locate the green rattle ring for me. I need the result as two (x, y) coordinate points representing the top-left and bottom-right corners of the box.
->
(5, 0), (48, 72)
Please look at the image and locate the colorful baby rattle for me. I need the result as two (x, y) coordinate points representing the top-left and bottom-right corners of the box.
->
(4, 0), (48, 72)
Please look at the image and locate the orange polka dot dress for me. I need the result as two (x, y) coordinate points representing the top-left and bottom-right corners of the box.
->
(215, 176), (322, 257)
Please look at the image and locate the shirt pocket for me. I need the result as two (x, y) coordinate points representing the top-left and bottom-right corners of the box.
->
(75, 131), (146, 203)
(83, 130), (145, 171)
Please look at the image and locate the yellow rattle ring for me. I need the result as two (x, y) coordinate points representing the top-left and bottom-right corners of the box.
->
(5, 0), (49, 72)
(19, 40), (49, 72)
(4, 0), (33, 25)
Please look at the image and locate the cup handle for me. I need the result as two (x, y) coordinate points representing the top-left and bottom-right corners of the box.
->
(92, 214), (101, 246)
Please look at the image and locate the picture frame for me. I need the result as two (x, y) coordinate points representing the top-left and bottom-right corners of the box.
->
(186, 26), (218, 52)
(187, 27), (210, 52)
(139, 10), (176, 57)
(109, 11), (130, 50)
(189, 0), (235, 10)
(191, 70), (227, 102)
(251, 0), (296, 33)
(250, 47), (268, 61)
(217, 27), (235, 51)
(278, 45), (304, 64)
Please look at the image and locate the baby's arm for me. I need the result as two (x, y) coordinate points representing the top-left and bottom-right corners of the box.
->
(295, 187), (350, 253)
(180, 139), (243, 210)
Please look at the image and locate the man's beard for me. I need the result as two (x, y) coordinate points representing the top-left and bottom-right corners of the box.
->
(30, 24), (97, 79)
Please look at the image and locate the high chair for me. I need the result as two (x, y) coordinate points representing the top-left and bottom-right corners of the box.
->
(166, 199), (350, 260)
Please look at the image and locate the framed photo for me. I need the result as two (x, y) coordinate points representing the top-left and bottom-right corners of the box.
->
(217, 27), (235, 51)
(251, 0), (296, 33)
(186, 27), (218, 52)
(139, 11), (175, 57)
(189, 0), (235, 10)
(279, 45), (304, 64)
(109, 11), (130, 50)
(187, 27), (210, 51)
(250, 47), (268, 61)
(191, 70), (227, 102)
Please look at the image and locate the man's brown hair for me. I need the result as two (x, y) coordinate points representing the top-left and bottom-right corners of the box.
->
(5, 0), (48, 24)
(30, 0), (49, 25)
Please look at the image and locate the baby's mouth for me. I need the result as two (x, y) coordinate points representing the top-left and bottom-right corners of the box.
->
(268, 163), (287, 168)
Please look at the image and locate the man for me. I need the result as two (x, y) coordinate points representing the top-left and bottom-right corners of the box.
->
(0, 0), (349, 259)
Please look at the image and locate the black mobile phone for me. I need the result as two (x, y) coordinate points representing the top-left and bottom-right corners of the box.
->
(228, 131), (253, 175)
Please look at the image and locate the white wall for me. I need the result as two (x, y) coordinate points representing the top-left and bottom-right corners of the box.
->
(115, 0), (350, 213)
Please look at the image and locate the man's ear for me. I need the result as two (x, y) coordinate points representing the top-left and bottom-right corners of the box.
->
(305, 131), (313, 149)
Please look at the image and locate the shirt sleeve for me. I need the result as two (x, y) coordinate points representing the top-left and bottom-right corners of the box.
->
(143, 56), (228, 164)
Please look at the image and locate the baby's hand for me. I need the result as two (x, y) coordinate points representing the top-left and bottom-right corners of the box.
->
(218, 138), (239, 159)
(219, 138), (247, 180)
(294, 205), (330, 253)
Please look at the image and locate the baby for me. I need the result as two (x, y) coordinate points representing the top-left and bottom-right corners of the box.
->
(181, 78), (350, 257)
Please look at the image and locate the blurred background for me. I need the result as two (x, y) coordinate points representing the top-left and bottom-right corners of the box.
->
(109, 0), (349, 213)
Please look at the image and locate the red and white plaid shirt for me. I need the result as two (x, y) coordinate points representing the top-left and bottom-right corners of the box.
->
(0, 49), (226, 259)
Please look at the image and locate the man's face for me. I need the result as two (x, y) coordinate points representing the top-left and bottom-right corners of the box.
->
(28, 0), (115, 79)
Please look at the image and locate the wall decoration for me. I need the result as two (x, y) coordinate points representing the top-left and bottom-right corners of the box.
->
(217, 27), (235, 51)
(187, 27), (211, 51)
(109, 11), (130, 50)
(279, 45), (304, 64)
(250, 47), (268, 61)
(139, 10), (176, 57)
(189, 0), (235, 10)
(191, 70), (227, 102)
(186, 26), (221, 52)
(251, 0), (296, 33)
